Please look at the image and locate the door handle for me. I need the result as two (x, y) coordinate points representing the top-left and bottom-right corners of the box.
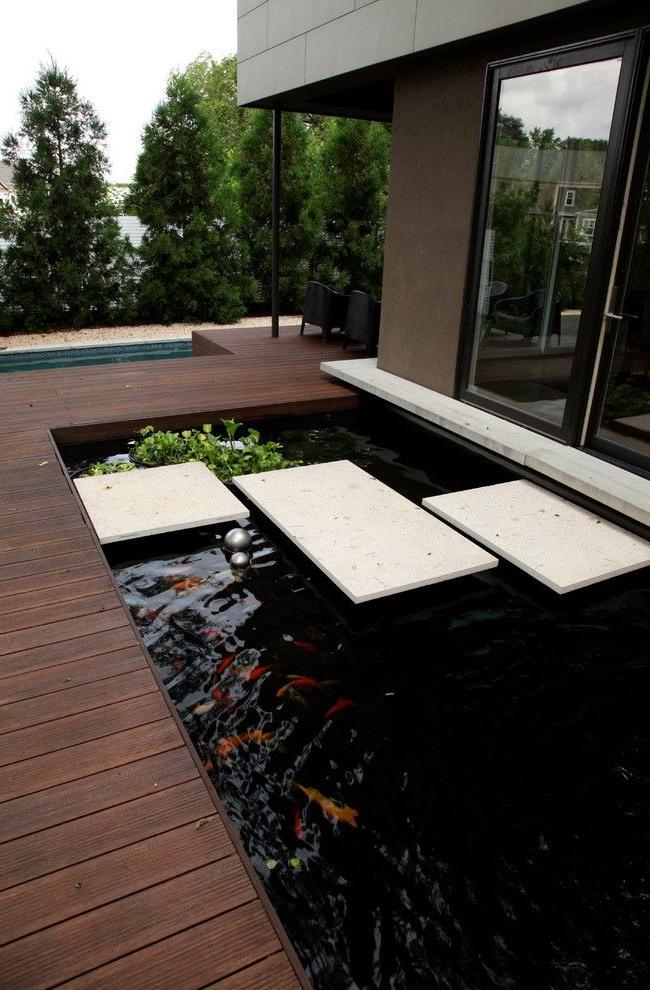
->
(605, 312), (638, 321)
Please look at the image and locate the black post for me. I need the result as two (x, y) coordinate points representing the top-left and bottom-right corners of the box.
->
(271, 106), (281, 338)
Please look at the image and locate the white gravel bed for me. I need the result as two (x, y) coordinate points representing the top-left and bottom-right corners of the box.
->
(0, 315), (300, 351)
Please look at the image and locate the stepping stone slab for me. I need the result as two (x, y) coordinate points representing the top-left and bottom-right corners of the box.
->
(233, 460), (497, 603)
(423, 480), (650, 594)
(75, 462), (249, 544)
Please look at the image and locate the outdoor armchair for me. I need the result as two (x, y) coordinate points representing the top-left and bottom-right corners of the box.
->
(343, 290), (381, 356)
(487, 280), (508, 317)
(300, 281), (350, 341)
(492, 287), (561, 342)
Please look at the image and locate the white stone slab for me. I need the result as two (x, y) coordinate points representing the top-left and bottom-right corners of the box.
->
(320, 358), (650, 528)
(423, 480), (650, 594)
(233, 460), (497, 603)
(75, 462), (249, 544)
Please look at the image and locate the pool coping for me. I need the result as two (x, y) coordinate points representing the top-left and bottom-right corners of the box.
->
(0, 337), (190, 355)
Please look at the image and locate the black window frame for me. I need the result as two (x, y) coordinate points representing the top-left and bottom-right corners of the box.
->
(584, 27), (650, 476)
(455, 32), (639, 446)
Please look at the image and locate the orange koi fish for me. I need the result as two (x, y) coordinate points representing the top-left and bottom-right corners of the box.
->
(244, 664), (273, 683)
(193, 700), (216, 715)
(285, 687), (308, 708)
(291, 782), (359, 828)
(173, 659), (185, 674)
(324, 698), (357, 719)
(216, 653), (236, 675)
(276, 676), (335, 698)
(292, 640), (319, 653)
(211, 685), (231, 704)
(216, 730), (276, 760)
(204, 628), (223, 639)
(293, 803), (303, 840)
(171, 577), (204, 592)
(136, 607), (160, 620)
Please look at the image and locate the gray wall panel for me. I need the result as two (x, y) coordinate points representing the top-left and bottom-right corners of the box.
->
(238, 0), (590, 105)
(267, 0), (355, 49)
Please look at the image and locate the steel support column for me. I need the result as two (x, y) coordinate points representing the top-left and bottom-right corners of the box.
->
(271, 106), (281, 338)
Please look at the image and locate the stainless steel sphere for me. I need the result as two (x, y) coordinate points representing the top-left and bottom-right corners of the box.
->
(230, 551), (250, 569)
(224, 527), (252, 553)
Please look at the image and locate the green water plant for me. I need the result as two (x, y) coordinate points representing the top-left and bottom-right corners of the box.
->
(129, 420), (301, 483)
(80, 461), (136, 477)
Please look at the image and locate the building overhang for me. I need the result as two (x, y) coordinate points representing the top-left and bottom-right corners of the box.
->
(237, 0), (608, 119)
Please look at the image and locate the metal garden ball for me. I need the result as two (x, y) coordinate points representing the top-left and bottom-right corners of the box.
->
(224, 527), (252, 553)
(230, 551), (250, 570)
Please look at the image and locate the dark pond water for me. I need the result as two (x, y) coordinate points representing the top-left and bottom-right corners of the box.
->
(69, 409), (650, 990)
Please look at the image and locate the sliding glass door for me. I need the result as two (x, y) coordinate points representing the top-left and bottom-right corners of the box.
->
(459, 37), (637, 442)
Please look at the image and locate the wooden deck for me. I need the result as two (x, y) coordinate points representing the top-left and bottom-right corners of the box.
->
(0, 326), (360, 989)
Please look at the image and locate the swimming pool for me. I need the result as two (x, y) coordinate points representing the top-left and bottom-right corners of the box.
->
(64, 409), (650, 990)
(0, 338), (192, 373)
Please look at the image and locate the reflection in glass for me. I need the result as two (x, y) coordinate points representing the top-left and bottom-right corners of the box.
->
(468, 58), (621, 427)
(597, 149), (650, 461)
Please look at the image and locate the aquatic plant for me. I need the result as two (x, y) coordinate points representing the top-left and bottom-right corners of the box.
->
(130, 420), (302, 482)
(79, 461), (136, 477)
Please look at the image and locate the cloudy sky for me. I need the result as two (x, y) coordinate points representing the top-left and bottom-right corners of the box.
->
(500, 58), (622, 141)
(1, 0), (238, 182)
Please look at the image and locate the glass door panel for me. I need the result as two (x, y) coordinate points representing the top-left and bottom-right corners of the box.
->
(466, 56), (622, 430)
(593, 109), (650, 463)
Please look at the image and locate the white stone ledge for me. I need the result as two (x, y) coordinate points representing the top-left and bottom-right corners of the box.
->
(321, 358), (650, 529)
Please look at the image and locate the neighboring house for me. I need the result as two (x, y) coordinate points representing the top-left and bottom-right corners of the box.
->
(107, 182), (132, 211)
(238, 0), (650, 481)
(0, 212), (145, 252)
(0, 162), (13, 204)
(0, 164), (13, 252)
(117, 215), (146, 249)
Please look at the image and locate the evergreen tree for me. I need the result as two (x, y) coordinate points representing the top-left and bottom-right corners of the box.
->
(312, 118), (390, 297)
(128, 76), (248, 324)
(176, 55), (250, 162)
(232, 109), (316, 312)
(0, 63), (133, 332)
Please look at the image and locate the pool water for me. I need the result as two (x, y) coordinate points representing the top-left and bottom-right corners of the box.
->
(0, 338), (191, 372)
(79, 409), (650, 990)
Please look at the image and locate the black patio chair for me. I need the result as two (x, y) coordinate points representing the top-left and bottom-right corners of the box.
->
(300, 281), (349, 341)
(343, 290), (381, 356)
(493, 287), (561, 342)
(487, 280), (508, 317)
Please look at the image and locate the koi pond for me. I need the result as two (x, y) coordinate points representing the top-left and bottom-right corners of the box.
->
(64, 407), (650, 990)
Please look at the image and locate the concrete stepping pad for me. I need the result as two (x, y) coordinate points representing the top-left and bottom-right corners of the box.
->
(233, 460), (497, 603)
(75, 462), (249, 544)
(423, 480), (650, 593)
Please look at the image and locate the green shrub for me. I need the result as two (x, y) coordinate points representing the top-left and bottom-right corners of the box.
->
(130, 419), (301, 482)
(603, 383), (650, 422)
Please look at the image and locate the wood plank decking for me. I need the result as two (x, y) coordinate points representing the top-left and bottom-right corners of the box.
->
(0, 326), (360, 989)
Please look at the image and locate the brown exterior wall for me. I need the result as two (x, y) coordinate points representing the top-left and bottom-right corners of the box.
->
(377, 1), (647, 395)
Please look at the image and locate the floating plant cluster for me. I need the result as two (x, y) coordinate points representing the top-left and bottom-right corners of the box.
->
(79, 418), (302, 481)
